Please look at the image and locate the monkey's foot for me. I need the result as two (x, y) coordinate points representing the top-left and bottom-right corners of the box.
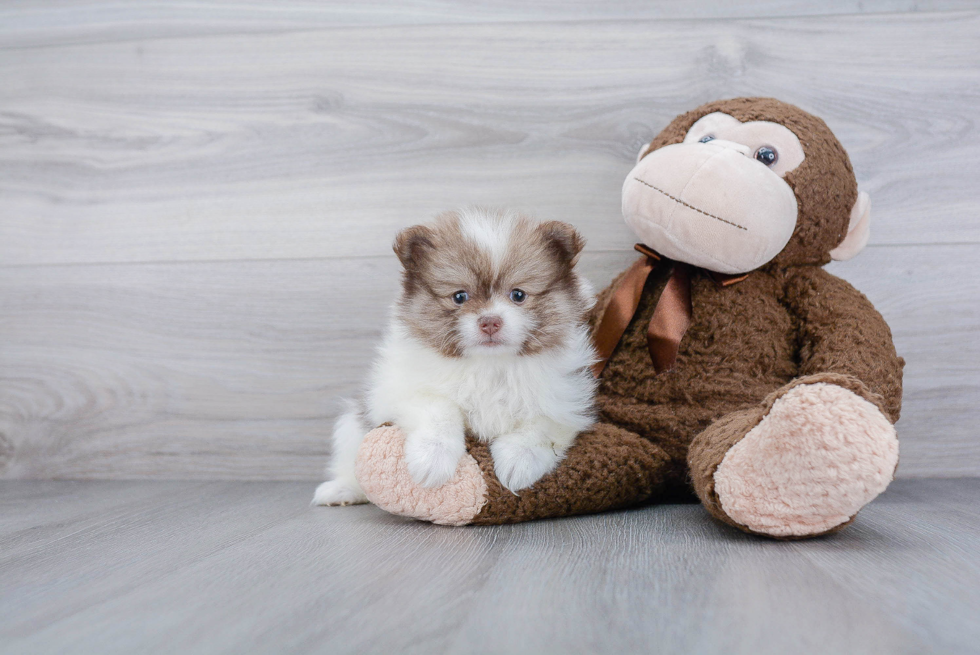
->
(355, 425), (488, 526)
(712, 382), (899, 538)
(355, 423), (672, 526)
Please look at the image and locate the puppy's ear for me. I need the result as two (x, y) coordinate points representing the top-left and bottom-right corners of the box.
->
(393, 224), (434, 270)
(538, 221), (585, 266)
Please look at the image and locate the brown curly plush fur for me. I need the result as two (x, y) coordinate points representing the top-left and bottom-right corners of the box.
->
(464, 98), (904, 531)
(464, 424), (672, 525)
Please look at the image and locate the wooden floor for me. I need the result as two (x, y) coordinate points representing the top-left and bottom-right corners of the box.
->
(1, 478), (977, 654)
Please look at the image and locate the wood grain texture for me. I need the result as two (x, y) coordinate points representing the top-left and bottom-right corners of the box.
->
(2, 0), (976, 49)
(0, 11), (978, 267)
(1, 246), (976, 479)
(1, 478), (978, 654)
(0, 4), (977, 479)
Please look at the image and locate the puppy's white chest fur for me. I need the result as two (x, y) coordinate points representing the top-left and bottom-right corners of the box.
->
(368, 324), (595, 440)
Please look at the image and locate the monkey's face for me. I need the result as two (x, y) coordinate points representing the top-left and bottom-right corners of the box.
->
(623, 112), (807, 275)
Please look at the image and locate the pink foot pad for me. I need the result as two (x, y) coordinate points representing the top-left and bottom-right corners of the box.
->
(714, 383), (899, 538)
(354, 425), (488, 526)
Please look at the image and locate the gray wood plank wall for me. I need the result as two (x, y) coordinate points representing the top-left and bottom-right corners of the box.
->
(1, 2), (978, 479)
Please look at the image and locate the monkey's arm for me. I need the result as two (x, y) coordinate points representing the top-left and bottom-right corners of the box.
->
(782, 267), (904, 422)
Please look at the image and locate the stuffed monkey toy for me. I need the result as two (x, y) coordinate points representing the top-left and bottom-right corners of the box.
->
(352, 98), (903, 539)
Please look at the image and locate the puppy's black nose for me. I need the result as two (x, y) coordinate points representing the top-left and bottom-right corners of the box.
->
(479, 315), (502, 337)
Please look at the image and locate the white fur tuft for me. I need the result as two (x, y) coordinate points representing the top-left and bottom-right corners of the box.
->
(312, 402), (369, 505)
(456, 206), (521, 273)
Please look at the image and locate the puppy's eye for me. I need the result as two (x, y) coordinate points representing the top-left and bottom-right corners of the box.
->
(452, 291), (468, 305)
(698, 135), (715, 143)
(509, 289), (527, 304)
(754, 146), (778, 167)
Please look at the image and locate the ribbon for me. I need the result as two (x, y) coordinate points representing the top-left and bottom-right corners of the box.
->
(591, 244), (748, 378)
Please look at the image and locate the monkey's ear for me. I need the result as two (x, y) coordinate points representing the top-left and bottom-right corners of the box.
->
(539, 220), (585, 266)
(393, 224), (434, 270)
(830, 191), (871, 261)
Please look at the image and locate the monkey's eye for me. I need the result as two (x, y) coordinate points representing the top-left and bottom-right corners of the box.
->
(452, 291), (469, 305)
(509, 288), (527, 304)
(754, 146), (778, 167)
(698, 135), (715, 143)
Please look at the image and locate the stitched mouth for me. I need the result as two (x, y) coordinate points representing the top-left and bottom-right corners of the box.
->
(632, 177), (748, 231)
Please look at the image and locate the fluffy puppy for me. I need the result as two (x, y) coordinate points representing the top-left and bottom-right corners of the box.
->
(314, 207), (597, 506)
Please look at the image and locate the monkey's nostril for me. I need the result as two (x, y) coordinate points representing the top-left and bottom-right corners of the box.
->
(479, 315), (503, 337)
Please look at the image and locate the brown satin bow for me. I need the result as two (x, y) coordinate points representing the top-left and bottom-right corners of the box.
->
(590, 244), (748, 378)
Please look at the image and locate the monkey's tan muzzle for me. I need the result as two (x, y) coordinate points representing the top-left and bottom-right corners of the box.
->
(622, 141), (798, 275)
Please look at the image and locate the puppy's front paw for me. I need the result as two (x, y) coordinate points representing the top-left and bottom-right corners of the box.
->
(403, 431), (465, 488)
(313, 480), (368, 506)
(490, 435), (560, 493)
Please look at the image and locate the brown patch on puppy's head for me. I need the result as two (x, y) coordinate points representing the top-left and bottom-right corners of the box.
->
(393, 208), (593, 357)
(639, 97), (858, 268)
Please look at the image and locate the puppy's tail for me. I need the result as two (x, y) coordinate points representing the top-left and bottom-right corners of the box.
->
(325, 399), (370, 487)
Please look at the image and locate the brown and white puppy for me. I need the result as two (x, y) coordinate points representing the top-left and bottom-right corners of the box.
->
(314, 207), (597, 505)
